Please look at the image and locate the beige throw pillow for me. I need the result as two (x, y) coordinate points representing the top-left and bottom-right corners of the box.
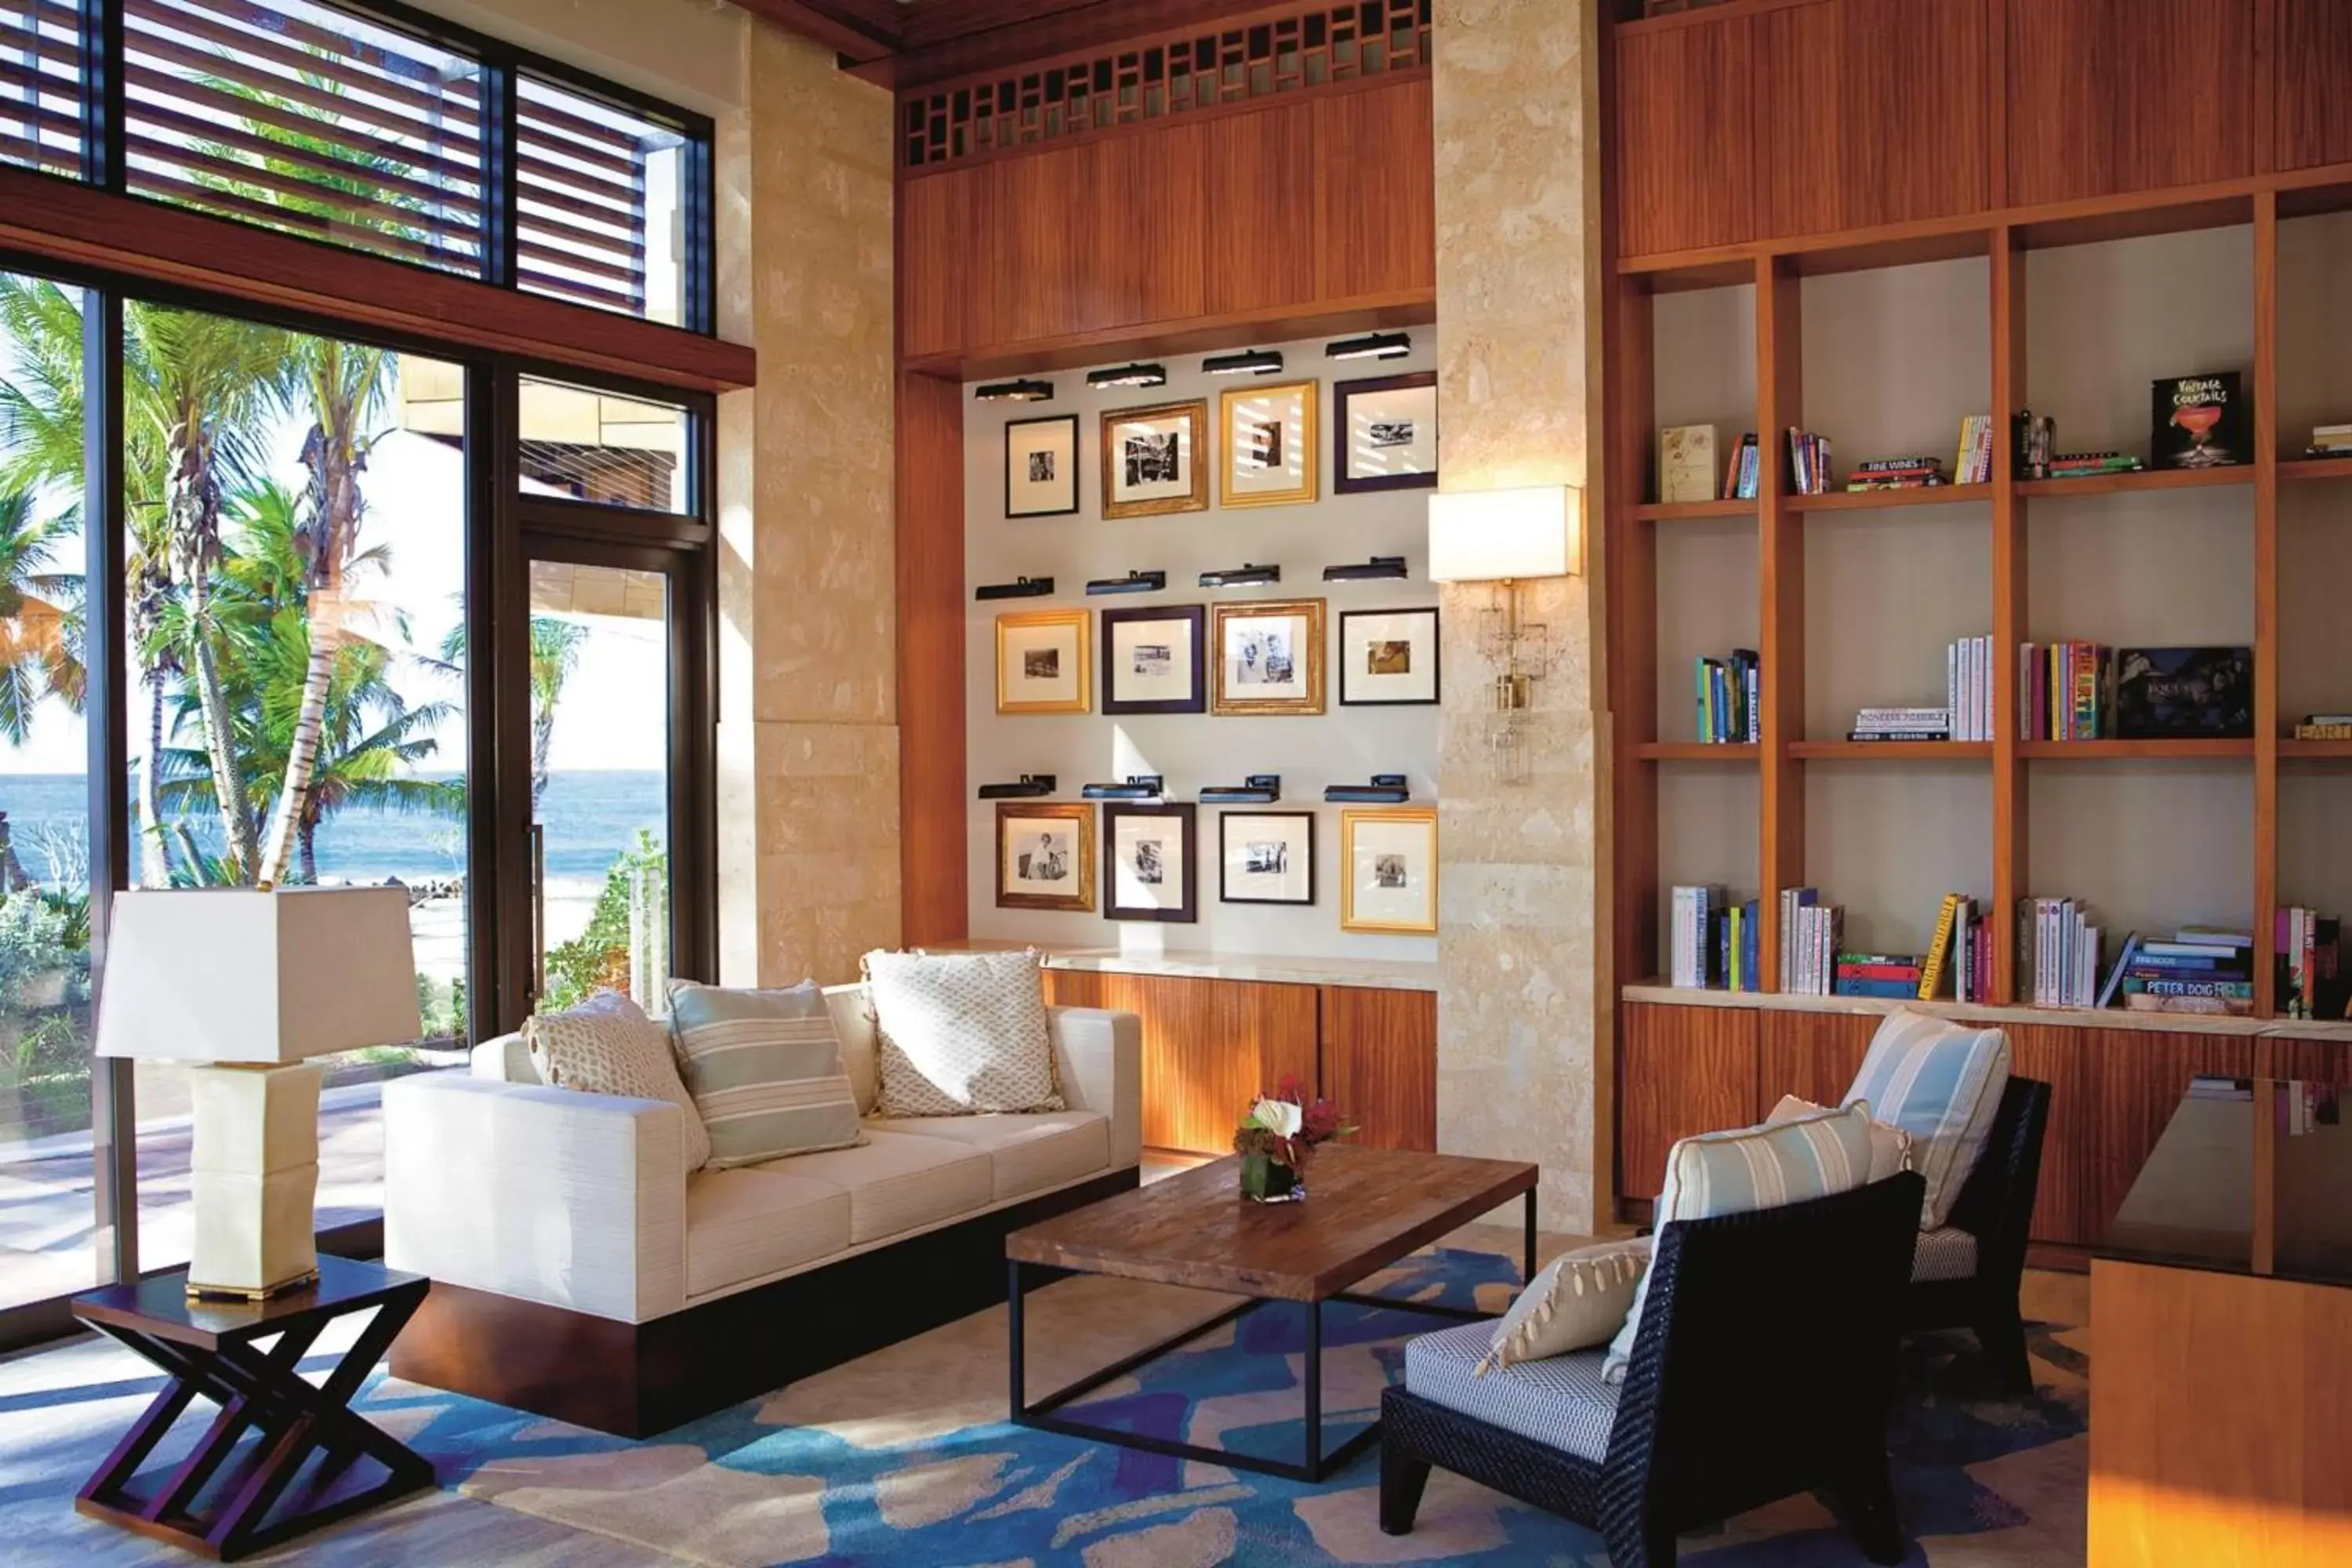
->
(1768, 1093), (1914, 1182)
(1475, 1237), (1652, 1376)
(863, 948), (1064, 1117)
(528, 990), (710, 1175)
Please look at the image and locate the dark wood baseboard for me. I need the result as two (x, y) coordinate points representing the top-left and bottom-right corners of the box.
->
(390, 1168), (1139, 1438)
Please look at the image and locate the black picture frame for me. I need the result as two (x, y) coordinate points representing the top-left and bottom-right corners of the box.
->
(1338, 606), (1443, 706)
(1004, 413), (1081, 518)
(1100, 604), (1208, 716)
(1102, 802), (1198, 923)
(1334, 371), (1439, 495)
(1218, 811), (1317, 906)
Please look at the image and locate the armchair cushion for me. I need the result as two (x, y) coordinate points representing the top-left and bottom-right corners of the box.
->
(1768, 1093), (1913, 1181)
(1406, 1321), (1618, 1463)
(1911, 1225), (1979, 1283)
(862, 949), (1064, 1117)
(1477, 1237), (1650, 1374)
(666, 980), (865, 1167)
(1845, 1009), (2011, 1228)
(527, 991), (710, 1176)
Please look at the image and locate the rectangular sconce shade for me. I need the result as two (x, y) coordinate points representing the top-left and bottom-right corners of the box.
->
(96, 887), (422, 1064)
(1426, 485), (1581, 583)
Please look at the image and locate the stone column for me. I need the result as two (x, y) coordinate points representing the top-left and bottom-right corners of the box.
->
(1431, 0), (1613, 1232)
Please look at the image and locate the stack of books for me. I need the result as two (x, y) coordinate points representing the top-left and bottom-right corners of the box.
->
(2020, 897), (2103, 1007)
(2307, 423), (2352, 461)
(1669, 884), (1725, 988)
(1835, 951), (1922, 999)
(1786, 428), (1833, 495)
(2046, 451), (2144, 480)
(1849, 706), (1948, 742)
(2294, 712), (2352, 741)
(2020, 641), (2113, 740)
(1926, 892), (1992, 1003)
(1843, 455), (1947, 492)
(1720, 897), (1762, 992)
(1952, 415), (1995, 484)
(1778, 887), (1842, 996)
(1724, 433), (1761, 499)
(2276, 906), (2343, 1020)
(1946, 635), (1994, 742)
(1695, 649), (1759, 743)
(2097, 926), (2254, 1017)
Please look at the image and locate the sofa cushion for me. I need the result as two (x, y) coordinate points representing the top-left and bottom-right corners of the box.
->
(1767, 1093), (1913, 1182)
(866, 1110), (1110, 1203)
(471, 1032), (531, 1083)
(1911, 1225), (1980, 1283)
(683, 1165), (851, 1299)
(1478, 1237), (1650, 1376)
(825, 984), (879, 1115)
(765, 1129), (993, 1245)
(1845, 1010), (2011, 1229)
(862, 949), (1064, 1117)
(1406, 1320), (1618, 1464)
(666, 980), (865, 1167)
(527, 991), (710, 1176)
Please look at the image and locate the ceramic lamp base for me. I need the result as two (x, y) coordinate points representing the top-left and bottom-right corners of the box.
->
(185, 1062), (325, 1297)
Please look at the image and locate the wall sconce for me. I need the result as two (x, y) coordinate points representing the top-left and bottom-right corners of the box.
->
(975, 575), (1054, 601)
(1428, 484), (1584, 785)
(1082, 775), (1166, 800)
(1087, 570), (1167, 596)
(1199, 562), (1281, 588)
(978, 775), (1057, 799)
(1323, 555), (1409, 583)
(1326, 332), (1412, 361)
(1200, 775), (1282, 804)
(1203, 348), (1285, 376)
(975, 378), (1054, 402)
(1087, 362), (1168, 390)
(1326, 775), (1412, 803)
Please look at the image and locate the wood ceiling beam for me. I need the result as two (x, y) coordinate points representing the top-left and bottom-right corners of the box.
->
(857, 0), (1294, 90)
(731, 0), (904, 64)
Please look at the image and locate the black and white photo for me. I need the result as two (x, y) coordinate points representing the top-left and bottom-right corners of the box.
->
(1220, 811), (1315, 906)
(1124, 430), (1179, 487)
(1004, 413), (1080, 518)
(1102, 401), (1207, 518)
(1022, 648), (1059, 681)
(996, 608), (1091, 714)
(996, 803), (1094, 911)
(1340, 607), (1441, 706)
(1105, 803), (1196, 923)
(1101, 604), (1207, 715)
(1341, 807), (1438, 934)
(1336, 371), (1439, 494)
(1221, 380), (1318, 507)
(1213, 600), (1325, 715)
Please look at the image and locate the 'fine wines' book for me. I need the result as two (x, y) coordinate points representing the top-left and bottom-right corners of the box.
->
(2151, 371), (2249, 470)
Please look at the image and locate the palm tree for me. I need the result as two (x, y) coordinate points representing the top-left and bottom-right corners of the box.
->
(438, 616), (587, 812)
(0, 492), (84, 746)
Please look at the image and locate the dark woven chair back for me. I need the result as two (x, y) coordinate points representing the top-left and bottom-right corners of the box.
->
(1941, 1075), (2052, 1276)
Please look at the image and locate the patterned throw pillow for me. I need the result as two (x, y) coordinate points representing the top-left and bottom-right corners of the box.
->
(1602, 1100), (1875, 1384)
(665, 980), (866, 1167)
(1842, 1010), (2011, 1229)
(862, 949), (1064, 1117)
(1768, 1093), (1914, 1182)
(1476, 1237), (1652, 1376)
(526, 990), (710, 1175)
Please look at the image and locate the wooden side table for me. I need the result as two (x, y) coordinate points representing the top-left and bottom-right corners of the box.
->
(71, 1255), (434, 1561)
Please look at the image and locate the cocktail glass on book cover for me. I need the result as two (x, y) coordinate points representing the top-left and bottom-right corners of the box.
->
(2152, 372), (2249, 470)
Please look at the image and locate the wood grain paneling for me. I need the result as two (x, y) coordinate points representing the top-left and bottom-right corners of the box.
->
(1617, 1002), (1761, 1200)
(2005, 0), (2254, 206)
(991, 143), (1102, 345)
(1756, 0), (1988, 238)
(1321, 985), (1437, 1152)
(2261, 1037), (2352, 1085)
(898, 164), (993, 359)
(1616, 15), (1755, 256)
(2277, 0), (2352, 171)
(1756, 1010), (1877, 1105)
(2089, 1260), (2352, 1566)
(1097, 122), (1208, 330)
(1205, 103), (1318, 318)
(2005, 1024), (2092, 1245)
(1044, 971), (1319, 1155)
(1313, 77), (1436, 301)
(895, 370), (967, 946)
(2083, 1028), (2256, 1238)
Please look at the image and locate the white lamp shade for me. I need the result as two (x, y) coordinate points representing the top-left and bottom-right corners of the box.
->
(1427, 485), (1581, 582)
(95, 887), (423, 1064)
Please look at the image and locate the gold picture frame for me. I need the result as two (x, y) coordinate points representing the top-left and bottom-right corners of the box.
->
(1210, 599), (1327, 716)
(1101, 398), (1210, 519)
(1219, 379), (1319, 508)
(996, 802), (1095, 912)
(1340, 806), (1439, 935)
(995, 608), (1091, 715)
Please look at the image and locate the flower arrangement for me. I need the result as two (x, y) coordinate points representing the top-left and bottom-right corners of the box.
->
(1233, 1074), (1355, 1203)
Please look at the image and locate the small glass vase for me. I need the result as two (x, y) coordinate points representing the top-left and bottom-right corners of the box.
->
(1240, 1149), (1305, 1203)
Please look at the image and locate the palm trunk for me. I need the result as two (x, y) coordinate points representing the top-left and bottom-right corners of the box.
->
(532, 705), (556, 814)
(259, 411), (365, 887)
(256, 604), (339, 887)
(187, 576), (260, 879)
(298, 815), (318, 886)
(137, 672), (175, 887)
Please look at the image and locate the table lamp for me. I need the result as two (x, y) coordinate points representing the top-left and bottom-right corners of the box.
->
(95, 886), (421, 1300)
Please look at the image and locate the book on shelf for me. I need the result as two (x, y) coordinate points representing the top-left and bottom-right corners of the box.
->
(1953, 415), (1994, 485)
(2045, 451), (2145, 478)
(1724, 432), (1761, 500)
(1834, 949), (1922, 1000)
(1842, 454), (1947, 492)
(2152, 370), (2250, 470)
(2100, 922), (2257, 1016)
(1670, 884), (1726, 989)
(1660, 424), (1719, 503)
(2274, 906), (2346, 1020)
(2295, 714), (2352, 740)
(1693, 649), (1760, 744)
(1941, 635), (1994, 742)
(2108, 647), (2254, 739)
(2308, 423), (2352, 459)
(1777, 887), (1843, 996)
(1719, 898), (1762, 993)
(1918, 893), (1964, 999)
(2019, 897), (2105, 1007)
(1848, 704), (1949, 742)
(2019, 641), (2129, 741)
(1785, 429), (1833, 495)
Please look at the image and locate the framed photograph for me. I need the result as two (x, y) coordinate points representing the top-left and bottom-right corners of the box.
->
(1211, 598), (1326, 717)
(1219, 811), (1315, 906)
(1220, 379), (1319, 508)
(1004, 414), (1080, 518)
(1101, 604), (1207, 716)
(1341, 806), (1438, 935)
(996, 802), (1094, 912)
(1339, 607), (1441, 706)
(1334, 372), (1439, 495)
(1103, 802), (1197, 923)
(1101, 399), (1209, 519)
(995, 608), (1091, 715)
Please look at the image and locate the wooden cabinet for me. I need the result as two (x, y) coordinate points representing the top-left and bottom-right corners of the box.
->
(1096, 122), (1207, 330)
(1756, 1008), (1876, 1106)
(1322, 985), (1438, 1152)
(2005, 1024), (2091, 1246)
(1617, 1002), (1760, 1200)
(2082, 1028), (2255, 1239)
(1205, 103), (1317, 317)
(2278, 0), (2352, 171)
(2263, 1036), (2352, 1085)
(1312, 77), (1436, 300)
(898, 163), (992, 360)
(1615, 13), (1755, 256)
(990, 143), (1101, 346)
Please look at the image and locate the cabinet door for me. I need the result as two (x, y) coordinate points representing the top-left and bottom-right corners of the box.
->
(989, 143), (1102, 347)
(1617, 1002), (1760, 1200)
(1205, 103), (1317, 317)
(2278, 0), (2352, 171)
(898, 164), (991, 359)
(1046, 971), (1316, 1156)
(1616, 14), (1756, 257)
(2006, 0), (2253, 205)
(1322, 985), (1436, 1152)
(2083, 1028), (2255, 1238)
(1757, 1009), (1877, 1106)
(1313, 77), (1436, 299)
(2262, 1037), (2352, 1087)
(2004, 1024), (2092, 1246)
(1094, 122), (1207, 330)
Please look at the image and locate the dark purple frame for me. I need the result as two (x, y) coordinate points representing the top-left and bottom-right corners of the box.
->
(1334, 371), (1439, 495)
(1100, 603), (1207, 715)
(1102, 802), (1199, 924)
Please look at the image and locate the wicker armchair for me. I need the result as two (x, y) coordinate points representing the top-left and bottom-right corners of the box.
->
(1380, 1172), (1923, 1568)
(1904, 1075), (2051, 1392)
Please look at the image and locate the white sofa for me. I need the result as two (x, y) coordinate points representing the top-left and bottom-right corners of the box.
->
(381, 985), (1142, 1434)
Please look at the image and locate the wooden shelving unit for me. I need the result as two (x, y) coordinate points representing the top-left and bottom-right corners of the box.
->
(1788, 483), (1994, 512)
(1630, 497), (1756, 522)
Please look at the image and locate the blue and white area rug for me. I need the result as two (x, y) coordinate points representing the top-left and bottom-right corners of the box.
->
(341, 1243), (2087, 1566)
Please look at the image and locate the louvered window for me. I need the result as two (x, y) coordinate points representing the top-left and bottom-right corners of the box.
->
(0, 0), (85, 177)
(122, 0), (486, 274)
(516, 75), (690, 325)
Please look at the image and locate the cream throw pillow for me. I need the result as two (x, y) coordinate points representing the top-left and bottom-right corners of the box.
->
(528, 989), (710, 1174)
(1768, 1093), (1913, 1182)
(863, 948), (1065, 1116)
(1475, 1237), (1652, 1376)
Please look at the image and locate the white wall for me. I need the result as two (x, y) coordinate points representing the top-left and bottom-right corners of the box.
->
(963, 332), (1441, 961)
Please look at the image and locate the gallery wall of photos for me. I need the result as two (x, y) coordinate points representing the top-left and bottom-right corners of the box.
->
(963, 331), (1444, 960)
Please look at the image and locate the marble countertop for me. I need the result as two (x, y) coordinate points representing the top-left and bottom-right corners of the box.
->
(1621, 980), (2352, 1041)
(927, 940), (1439, 993)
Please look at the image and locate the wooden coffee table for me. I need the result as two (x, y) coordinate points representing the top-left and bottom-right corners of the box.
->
(1005, 1144), (1538, 1482)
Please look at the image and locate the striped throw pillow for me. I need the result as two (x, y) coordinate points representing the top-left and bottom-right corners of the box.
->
(1843, 1010), (2010, 1229)
(1602, 1101), (1875, 1385)
(665, 980), (866, 1168)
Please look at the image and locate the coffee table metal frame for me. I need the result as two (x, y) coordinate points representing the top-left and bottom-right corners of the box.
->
(1008, 1187), (1536, 1483)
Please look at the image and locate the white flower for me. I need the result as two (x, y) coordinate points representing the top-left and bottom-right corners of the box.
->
(1249, 1098), (1302, 1138)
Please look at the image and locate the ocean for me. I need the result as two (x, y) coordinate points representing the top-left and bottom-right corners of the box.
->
(0, 771), (666, 887)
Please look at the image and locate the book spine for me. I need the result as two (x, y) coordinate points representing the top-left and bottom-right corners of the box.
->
(1834, 978), (1923, 999)
(1919, 892), (1961, 999)
(1837, 961), (1924, 981)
